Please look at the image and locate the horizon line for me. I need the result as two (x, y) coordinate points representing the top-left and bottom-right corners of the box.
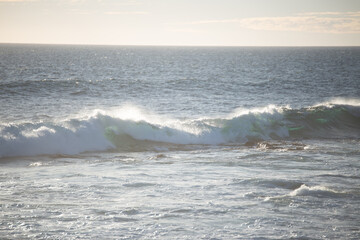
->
(1, 42), (359, 48)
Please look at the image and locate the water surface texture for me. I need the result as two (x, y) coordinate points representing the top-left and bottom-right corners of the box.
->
(1, 44), (360, 239)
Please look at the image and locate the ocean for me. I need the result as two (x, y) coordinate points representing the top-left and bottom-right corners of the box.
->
(0, 44), (359, 239)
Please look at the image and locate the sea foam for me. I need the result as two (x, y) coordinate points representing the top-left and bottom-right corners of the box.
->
(1, 102), (359, 157)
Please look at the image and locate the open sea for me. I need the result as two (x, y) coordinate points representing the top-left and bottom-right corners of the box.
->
(0, 44), (359, 239)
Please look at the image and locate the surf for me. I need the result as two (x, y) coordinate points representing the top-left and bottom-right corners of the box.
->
(1, 101), (359, 158)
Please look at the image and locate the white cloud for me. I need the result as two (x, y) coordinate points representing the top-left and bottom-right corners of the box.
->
(183, 11), (360, 34)
(298, 11), (360, 17)
(169, 28), (203, 33)
(189, 19), (239, 24)
(240, 16), (360, 34)
(104, 11), (148, 15)
(0, 0), (37, 2)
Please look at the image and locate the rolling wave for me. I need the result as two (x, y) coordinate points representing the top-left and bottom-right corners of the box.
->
(1, 100), (359, 157)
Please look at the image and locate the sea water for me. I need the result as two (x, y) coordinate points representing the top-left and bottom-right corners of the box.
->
(0, 44), (359, 239)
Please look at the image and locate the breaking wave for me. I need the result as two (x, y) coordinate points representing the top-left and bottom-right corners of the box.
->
(288, 184), (345, 198)
(264, 184), (347, 201)
(1, 100), (359, 157)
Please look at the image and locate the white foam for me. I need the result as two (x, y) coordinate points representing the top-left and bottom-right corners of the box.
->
(2, 100), (359, 157)
(228, 104), (288, 119)
(314, 97), (360, 107)
(222, 105), (289, 142)
(0, 118), (114, 158)
(21, 126), (56, 138)
(0, 106), (291, 157)
(10, 104), (355, 157)
(265, 184), (344, 201)
(289, 184), (343, 197)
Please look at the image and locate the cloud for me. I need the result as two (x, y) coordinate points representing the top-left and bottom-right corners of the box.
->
(169, 28), (203, 33)
(68, 8), (92, 15)
(0, 0), (37, 2)
(298, 11), (360, 17)
(0, 0), (86, 2)
(72, 0), (141, 5)
(189, 19), (239, 24)
(104, 11), (148, 15)
(0, 0), (139, 3)
(184, 11), (360, 34)
(241, 12), (360, 34)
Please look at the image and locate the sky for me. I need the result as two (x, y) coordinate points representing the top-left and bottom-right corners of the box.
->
(1, 0), (360, 46)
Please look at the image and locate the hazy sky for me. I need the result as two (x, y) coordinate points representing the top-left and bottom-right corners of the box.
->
(1, 0), (360, 46)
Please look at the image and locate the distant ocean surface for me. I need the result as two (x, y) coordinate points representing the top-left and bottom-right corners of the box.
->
(0, 44), (359, 239)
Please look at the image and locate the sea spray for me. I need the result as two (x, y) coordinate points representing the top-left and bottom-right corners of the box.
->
(1, 103), (359, 158)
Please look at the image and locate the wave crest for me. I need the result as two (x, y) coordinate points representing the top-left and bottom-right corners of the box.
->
(1, 102), (359, 157)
